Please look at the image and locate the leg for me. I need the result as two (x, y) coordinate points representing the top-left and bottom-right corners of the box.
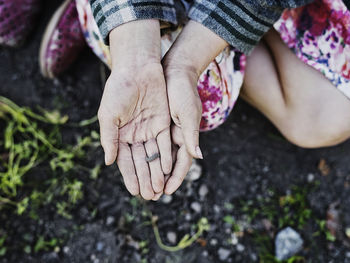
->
(241, 29), (350, 148)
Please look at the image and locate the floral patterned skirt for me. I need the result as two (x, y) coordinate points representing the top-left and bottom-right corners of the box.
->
(76, 0), (350, 132)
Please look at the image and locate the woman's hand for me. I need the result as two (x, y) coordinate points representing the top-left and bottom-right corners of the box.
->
(162, 21), (228, 193)
(98, 20), (172, 200)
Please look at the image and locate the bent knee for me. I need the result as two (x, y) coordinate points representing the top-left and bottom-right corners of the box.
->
(279, 115), (350, 148)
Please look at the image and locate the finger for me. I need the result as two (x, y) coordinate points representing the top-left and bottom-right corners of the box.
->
(164, 145), (193, 195)
(156, 128), (172, 174)
(152, 175), (170, 201)
(145, 139), (164, 193)
(171, 124), (184, 145)
(98, 111), (119, 165)
(131, 143), (154, 200)
(178, 109), (203, 159)
(152, 191), (163, 201)
(116, 143), (139, 196)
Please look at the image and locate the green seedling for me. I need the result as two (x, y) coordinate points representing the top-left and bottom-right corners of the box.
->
(152, 216), (210, 252)
(0, 235), (6, 257)
(34, 236), (58, 253)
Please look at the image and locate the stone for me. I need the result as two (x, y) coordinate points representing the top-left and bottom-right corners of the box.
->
(106, 216), (115, 226)
(167, 232), (177, 244)
(236, 244), (245, 252)
(161, 195), (172, 204)
(199, 184), (209, 198)
(63, 246), (70, 254)
(230, 233), (238, 245)
(186, 160), (202, 181)
(96, 241), (104, 251)
(191, 202), (202, 213)
(214, 205), (221, 214)
(307, 173), (315, 182)
(250, 253), (258, 262)
(275, 227), (304, 261)
(210, 238), (218, 246)
(346, 251), (350, 258)
(218, 248), (231, 261)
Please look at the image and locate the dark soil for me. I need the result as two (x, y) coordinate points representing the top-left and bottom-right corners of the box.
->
(1, 1), (350, 262)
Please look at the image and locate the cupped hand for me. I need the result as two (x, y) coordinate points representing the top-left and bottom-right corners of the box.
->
(98, 20), (172, 200)
(162, 20), (228, 161)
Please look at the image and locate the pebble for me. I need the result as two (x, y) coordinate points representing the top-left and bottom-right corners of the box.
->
(161, 195), (173, 204)
(186, 160), (202, 181)
(307, 173), (315, 182)
(210, 238), (218, 246)
(63, 246), (70, 254)
(106, 216), (115, 226)
(191, 202), (202, 213)
(185, 213), (191, 221)
(199, 184), (209, 198)
(167, 232), (177, 244)
(218, 248), (231, 261)
(96, 241), (104, 251)
(346, 251), (350, 258)
(202, 250), (208, 257)
(236, 244), (245, 252)
(346, 227), (350, 238)
(214, 205), (221, 214)
(250, 253), (258, 262)
(230, 233), (238, 245)
(275, 227), (304, 261)
(262, 166), (269, 173)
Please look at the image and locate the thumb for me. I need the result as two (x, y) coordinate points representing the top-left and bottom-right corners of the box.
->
(177, 106), (203, 159)
(98, 111), (119, 165)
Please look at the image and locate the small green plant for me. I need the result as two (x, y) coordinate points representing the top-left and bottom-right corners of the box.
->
(34, 236), (58, 253)
(152, 216), (210, 252)
(313, 219), (336, 242)
(0, 235), (7, 257)
(253, 232), (305, 263)
(239, 186), (312, 230)
(223, 215), (241, 233)
(0, 96), (98, 216)
(0, 96), (100, 255)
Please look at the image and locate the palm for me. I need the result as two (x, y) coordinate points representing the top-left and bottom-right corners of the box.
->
(99, 63), (172, 200)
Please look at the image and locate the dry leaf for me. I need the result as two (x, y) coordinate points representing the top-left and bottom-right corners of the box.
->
(318, 158), (330, 176)
(196, 238), (207, 247)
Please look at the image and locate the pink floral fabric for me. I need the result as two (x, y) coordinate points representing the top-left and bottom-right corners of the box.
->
(76, 0), (350, 132)
(275, 0), (350, 98)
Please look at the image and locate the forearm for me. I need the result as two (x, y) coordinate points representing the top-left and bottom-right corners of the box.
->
(109, 19), (162, 70)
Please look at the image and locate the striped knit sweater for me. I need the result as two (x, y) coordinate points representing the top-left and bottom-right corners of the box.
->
(89, 0), (345, 54)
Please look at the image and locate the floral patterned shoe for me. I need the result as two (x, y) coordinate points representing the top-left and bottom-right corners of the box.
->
(39, 0), (85, 79)
(0, 0), (41, 47)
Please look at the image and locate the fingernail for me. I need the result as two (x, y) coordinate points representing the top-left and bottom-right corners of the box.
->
(104, 154), (109, 165)
(196, 146), (203, 159)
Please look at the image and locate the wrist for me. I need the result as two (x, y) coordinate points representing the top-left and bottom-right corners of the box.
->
(163, 20), (228, 75)
(109, 19), (161, 70)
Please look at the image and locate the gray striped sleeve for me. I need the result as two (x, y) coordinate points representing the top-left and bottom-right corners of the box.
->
(89, 0), (177, 44)
(188, 0), (313, 54)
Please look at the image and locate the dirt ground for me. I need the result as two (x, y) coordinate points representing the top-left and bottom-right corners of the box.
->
(1, 1), (350, 262)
